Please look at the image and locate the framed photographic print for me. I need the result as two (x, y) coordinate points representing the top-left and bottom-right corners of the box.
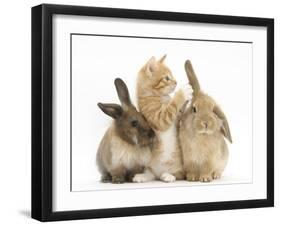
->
(32, 4), (274, 221)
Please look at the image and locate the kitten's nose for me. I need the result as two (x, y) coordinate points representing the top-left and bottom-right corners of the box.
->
(147, 129), (155, 138)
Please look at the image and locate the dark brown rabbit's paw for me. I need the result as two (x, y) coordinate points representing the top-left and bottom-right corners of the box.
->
(112, 175), (125, 184)
(125, 171), (136, 182)
(199, 174), (213, 182)
(101, 174), (112, 183)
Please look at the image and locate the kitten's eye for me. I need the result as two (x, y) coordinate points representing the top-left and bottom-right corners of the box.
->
(131, 120), (138, 127)
(192, 106), (197, 113)
(165, 76), (170, 81)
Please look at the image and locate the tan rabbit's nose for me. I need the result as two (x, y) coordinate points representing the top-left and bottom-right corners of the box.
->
(201, 121), (208, 129)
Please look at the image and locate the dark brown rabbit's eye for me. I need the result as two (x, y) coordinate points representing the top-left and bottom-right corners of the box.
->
(192, 107), (197, 113)
(131, 120), (138, 127)
(165, 76), (170, 81)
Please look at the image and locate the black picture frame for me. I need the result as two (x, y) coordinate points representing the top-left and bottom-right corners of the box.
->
(32, 3), (274, 222)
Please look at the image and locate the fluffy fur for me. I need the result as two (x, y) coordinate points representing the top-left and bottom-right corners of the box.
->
(96, 78), (157, 183)
(178, 60), (232, 182)
(133, 55), (193, 183)
(136, 55), (192, 131)
(96, 124), (153, 183)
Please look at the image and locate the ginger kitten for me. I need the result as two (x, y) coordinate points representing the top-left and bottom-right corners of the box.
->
(133, 55), (193, 182)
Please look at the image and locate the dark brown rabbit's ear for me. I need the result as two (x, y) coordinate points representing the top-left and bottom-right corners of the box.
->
(114, 78), (132, 107)
(213, 105), (232, 143)
(184, 60), (201, 96)
(97, 103), (122, 119)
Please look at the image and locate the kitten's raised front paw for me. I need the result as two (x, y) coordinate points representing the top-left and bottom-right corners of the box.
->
(160, 173), (176, 183)
(180, 84), (193, 101)
(199, 175), (213, 182)
(133, 173), (150, 183)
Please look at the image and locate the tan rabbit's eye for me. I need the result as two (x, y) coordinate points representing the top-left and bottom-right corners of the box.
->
(192, 106), (197, 113)
(131, 120), (138, 127)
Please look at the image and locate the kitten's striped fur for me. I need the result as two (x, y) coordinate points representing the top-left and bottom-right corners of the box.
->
(133, 55), (192, 182)
(137, 55), (187, 131)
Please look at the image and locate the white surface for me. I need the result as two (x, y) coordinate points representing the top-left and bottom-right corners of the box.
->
(0, 0), (279, 226)
(71, 34), (253, 191)
(53, 13), (266, 211)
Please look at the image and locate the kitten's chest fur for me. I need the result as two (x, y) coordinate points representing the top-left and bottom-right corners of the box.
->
(158, 122), (177, 162)
(161, 95), (171, 103)
(152, 122), (181, 177)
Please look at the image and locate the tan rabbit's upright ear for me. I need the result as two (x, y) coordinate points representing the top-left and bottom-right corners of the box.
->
(159, 54), (167, 63)
(213, 105), (232, 143)
(97, 103), (123, 119)
(114, 78), (132, 108)
(146, 56), (158, 77)
(184, 60), (201, 96)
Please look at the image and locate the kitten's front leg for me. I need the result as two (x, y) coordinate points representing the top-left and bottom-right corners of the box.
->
(132, 168), (155, 183)
(172, 83), (193, 114)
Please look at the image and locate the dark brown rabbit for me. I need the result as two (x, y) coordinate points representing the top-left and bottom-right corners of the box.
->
(96, 78), (157, 183)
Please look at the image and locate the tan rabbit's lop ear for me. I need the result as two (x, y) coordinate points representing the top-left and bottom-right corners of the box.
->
(213, 105), (232, 143)
(146, 56), (158, 76)
(97, 103), (123, 119)
(114, 78), (132, 107)
(159, 54), (167, 63)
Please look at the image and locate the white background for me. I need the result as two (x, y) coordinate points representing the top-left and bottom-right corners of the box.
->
(54, 15), (267, 211)
(0, 0), (279, 225)
(71, 29), (253, 191)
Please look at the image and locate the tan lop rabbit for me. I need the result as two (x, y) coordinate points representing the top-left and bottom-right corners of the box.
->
(96, 78), (157, 183)
(178, 60), (232, 182)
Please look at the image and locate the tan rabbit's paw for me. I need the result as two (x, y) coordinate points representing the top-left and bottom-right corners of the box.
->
(212, 172), (222, 180)
(112, 175), (125, 184)
(186, 174), (198, 181)
(160, 173), (176, 183)
(180, 84), (193, 101)
(199, 175), (213, 182)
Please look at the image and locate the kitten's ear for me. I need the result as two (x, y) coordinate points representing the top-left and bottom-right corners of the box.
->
(159, 54), (167, 63)
(146, 56), (158, 77)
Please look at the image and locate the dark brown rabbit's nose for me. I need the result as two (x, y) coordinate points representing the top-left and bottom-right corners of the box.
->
(147, 129), (155, 138)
